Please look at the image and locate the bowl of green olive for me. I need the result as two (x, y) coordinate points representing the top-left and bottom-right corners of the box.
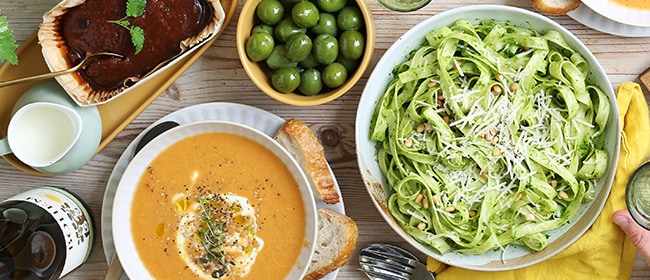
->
(236, 0), (375, 106)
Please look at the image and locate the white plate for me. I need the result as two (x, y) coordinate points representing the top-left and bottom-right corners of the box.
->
(580, 0), (650, 27)
(568, 3), (650, 37)
(101, 102), (344, 279)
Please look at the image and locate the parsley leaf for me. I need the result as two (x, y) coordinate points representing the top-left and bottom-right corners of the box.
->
(107, 0), (147, 55)
(126, 0), (146, 18)
(0, 15), (19, 65)
(107, 19), (130, 29)
(129, 26), (145, 55)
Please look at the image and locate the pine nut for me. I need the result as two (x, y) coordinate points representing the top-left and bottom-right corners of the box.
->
(417, 222), (427, 231)
(491, 136), (499, 145)
(492, 147), (501, 156)
(524, 213), (535, 221)
(428, 81), (438, 88)
(510, 82), (519, 92)
(550, 180), (558, 188)
(443, 115), (451, 124)
(495, 73), (504, 82)
(417, 123), (426, 133)
(422, 197), (429, 209)
(515, 193), (523, 202)
(404, 138), (413, 148)
(491, 85), (502, 95)
(432, 195), (441, 205)
(558, 190), (569, 200)
(445, 206), (455, 212)
(480, 172), (489, 180)
(415, 193), (424, 204)
(469, 210), (477, 217)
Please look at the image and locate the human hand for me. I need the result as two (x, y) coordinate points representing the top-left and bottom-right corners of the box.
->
(613, 209), (650, 265)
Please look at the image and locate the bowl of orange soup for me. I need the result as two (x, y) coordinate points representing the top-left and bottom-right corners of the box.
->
(112, 120), (318, 279)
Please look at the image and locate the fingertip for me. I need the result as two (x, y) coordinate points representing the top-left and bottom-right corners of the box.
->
(613, 212), (631, 228)
(612, 210), (635, 229)
(612, 209), (630, 220)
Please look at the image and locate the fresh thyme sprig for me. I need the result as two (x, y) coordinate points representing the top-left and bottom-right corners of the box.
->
(197, 195), (227, 267)
(107, 0), (146, 54)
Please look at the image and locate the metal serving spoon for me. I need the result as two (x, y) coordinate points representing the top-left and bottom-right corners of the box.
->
(132, 121), (180, 156)
(359, 243), (436, 280)
(0, 52), (123, 88)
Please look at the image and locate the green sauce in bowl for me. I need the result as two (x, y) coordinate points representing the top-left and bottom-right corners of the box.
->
(627, 161), (650, 230)
(377, 0), (431, 12)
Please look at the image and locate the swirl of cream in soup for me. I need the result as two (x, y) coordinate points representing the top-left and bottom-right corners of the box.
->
(174, 192), (264, 279)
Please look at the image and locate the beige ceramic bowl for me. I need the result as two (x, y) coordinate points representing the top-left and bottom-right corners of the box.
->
(236, 0), (375, 106)
(355, 5), (620, 271)
(112, 120), (318, 279)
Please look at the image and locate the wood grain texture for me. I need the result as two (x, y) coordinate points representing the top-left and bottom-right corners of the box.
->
(1, 0), (650, 279)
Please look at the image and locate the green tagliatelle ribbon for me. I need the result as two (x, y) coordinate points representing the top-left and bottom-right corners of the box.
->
(370, 19), (610, 255)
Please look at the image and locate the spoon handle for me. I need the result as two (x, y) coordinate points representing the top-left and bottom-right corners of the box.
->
(0, 65), (79, 88)
(104, 252), (124, 280)
(0, 52), (122, 88)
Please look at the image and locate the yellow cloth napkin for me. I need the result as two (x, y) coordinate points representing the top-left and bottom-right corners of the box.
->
(426, 82), (650, 279)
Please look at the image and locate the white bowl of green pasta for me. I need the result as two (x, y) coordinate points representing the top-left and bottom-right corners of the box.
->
(355, 5), (620, 271)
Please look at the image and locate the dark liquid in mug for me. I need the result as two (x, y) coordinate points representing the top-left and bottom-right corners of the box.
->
(0, 201), (66, 279)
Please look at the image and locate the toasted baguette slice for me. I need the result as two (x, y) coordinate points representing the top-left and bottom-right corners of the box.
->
(303, 208), (358, 280)
(531, 0), (580, 15)
(275, 118), (340, 204)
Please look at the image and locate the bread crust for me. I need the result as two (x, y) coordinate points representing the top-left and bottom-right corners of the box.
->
(531, 0), (580, 15)
(275, 118), (340, 204)
(303, 208), (358, 280)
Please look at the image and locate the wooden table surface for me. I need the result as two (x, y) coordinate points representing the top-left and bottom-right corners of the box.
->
(2, 0), (650, 279)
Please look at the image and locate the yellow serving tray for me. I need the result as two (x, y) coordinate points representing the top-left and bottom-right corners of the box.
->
(0, 0), (238, 176)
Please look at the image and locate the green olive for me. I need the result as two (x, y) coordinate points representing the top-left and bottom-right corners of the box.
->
(279, 0), (302, 9)
(312, 34), (339, 65)
(291, 1), (320, 28)
(336, 54), (360, 73)
(246, 32), (275, 62)
(337, 6), (363, 31)
(274, 17), (307, 42)
(317, 0), (347, 13)
(256, 0), (285, 25)
(299, 53), (321, 68)
(299, 68), (324, 95)
(265, 45), (299, 70)
(322, 62), (348, 88)
(285, 33), (313, 62)
(338, 30), (364, 60)
(272, 67), (301, 93)
(251, 24), (274, 35)
(310, 13), (338, 36)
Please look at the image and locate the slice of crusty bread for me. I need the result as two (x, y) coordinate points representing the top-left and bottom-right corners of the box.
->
(303, 208), (358, 280)
(275, 118), (340, 204)
(531, 0), (580, 15)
